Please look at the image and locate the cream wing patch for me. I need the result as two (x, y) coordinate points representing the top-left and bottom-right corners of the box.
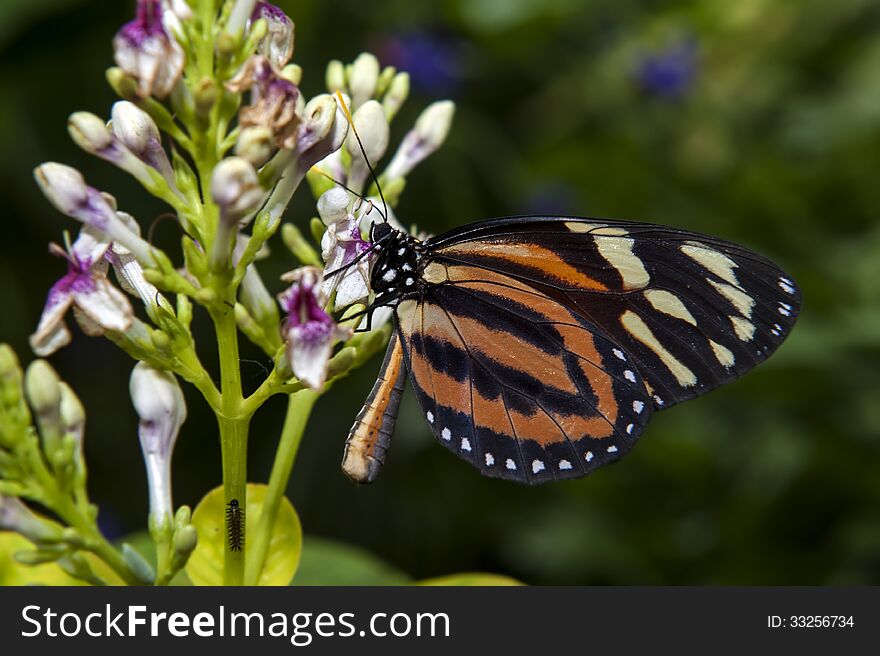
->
(621, 310), (697, 387)
(681, 242), (739, 286)
(595, 232), (650, 290)
(643, 289), (697, 326)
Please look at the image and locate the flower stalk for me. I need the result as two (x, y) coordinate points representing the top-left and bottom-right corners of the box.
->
(7, 0), (455, 587)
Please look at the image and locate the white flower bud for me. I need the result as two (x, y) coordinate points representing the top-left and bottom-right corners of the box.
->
(130, 363), (186, 525)
(346, 100), (389, 193)
(58, 382), (86, 447)
(382, 72), (410, 121)
(34, 163), (157, 266)
(111, 102), (159, 153)
(349, 52), (379, 108)
(24, 360), (62, 418)
(317, 187), (352, 226)
(325, 59), (345, 93)
(211, 157), (265, 219)
(34, 163), (89, 217)
(210, 157), (266, 271)
(68, 112), (114, 154)
(111, 101), (178, 191)
(383, 100), (455, 182)
(235, 125), (275, 167)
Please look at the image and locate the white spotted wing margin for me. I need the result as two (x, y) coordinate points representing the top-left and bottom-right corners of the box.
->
(393, 270), (653, 485)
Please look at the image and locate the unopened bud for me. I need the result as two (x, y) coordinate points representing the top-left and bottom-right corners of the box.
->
(383, 100), (455, 182)
(382, 72), (410, 121)
(325, 59), (345, 93)
(211, 157), (265, 219)
(349, 53), (379, 108)
(236, 126), (276, 167)
(68, 112), (114, 155)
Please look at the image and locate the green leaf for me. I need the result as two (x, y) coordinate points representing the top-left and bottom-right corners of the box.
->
(186, 484), (301, 586)
(293, 536), (412, 586)
(416, 573), (524, 586)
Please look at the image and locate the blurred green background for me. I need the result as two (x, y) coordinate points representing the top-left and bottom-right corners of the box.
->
(2, 0), (879, 585)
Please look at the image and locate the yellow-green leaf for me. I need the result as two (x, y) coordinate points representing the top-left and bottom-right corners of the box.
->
(186, 483), (301, 586)
(416, 572), (524, 586)
(0, 533), (84, 586)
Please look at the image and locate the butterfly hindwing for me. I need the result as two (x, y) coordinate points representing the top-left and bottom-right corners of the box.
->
(426, 216), (800, 410)
(394, 264), (652, 484)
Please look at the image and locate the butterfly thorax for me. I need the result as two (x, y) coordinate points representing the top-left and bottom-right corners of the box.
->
(370, 226), (423, 305)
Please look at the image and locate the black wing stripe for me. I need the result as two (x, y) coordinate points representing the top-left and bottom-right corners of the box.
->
(451, 282), (647, 396)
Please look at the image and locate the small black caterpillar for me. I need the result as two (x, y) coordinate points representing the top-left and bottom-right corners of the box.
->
(225, 498), (245, 552)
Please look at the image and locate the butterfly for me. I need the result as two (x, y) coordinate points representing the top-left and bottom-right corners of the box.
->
(339, 215), (800, 485)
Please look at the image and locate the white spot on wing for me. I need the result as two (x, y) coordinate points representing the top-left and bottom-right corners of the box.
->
(559, 459), (572, 470)
(505, 458), (516, 470)
(624, 370), (637, 383)
(382, 269), (397, 282)
(779, 280), (795, 294)
(485, 453), (495, 466)
(461, 438), (471, 452)
(613, 348), (626, 361)
(633, 400), (644, 414)
(607, 445), (618, 453)
(441, 427), (451, 441)
(532, 459), (545, 474)
(426, 411), (434, 423)
(654, 395), (664, 406)
(585, 451), (594, 462)
(626, 423), (634, 434)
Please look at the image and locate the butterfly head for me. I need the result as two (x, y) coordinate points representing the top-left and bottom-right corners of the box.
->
(369, 224), (422, 304)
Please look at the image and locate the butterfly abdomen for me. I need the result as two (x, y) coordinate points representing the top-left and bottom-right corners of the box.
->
(342, 334), (407, 484)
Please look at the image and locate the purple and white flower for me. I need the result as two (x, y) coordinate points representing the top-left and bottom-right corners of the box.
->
(113, 0), (185, 99)
(130, 363), (187, 525)
(34, 163), (156, 266)
(317, 188), (373, 310)
(30, 229), (133, 356)
(277, 267), (351, 389)
(250, 1), (294, 69)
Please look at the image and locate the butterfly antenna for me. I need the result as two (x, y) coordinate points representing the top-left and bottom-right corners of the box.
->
(335, 91), (389, 224)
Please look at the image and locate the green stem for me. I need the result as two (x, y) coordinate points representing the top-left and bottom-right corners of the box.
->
(244, 389), (318, 585)
(212, 304), (249, 585)
(55, 498), (141, 586)
(219, 415), (248, 585)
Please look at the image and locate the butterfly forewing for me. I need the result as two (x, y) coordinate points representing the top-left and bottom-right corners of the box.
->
(425, 216), (801, 410)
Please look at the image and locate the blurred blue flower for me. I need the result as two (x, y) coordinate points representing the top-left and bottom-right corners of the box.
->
(373, 30), (462, 95)
(634, 38), (698, 99)
(525, 180), (579, 216)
